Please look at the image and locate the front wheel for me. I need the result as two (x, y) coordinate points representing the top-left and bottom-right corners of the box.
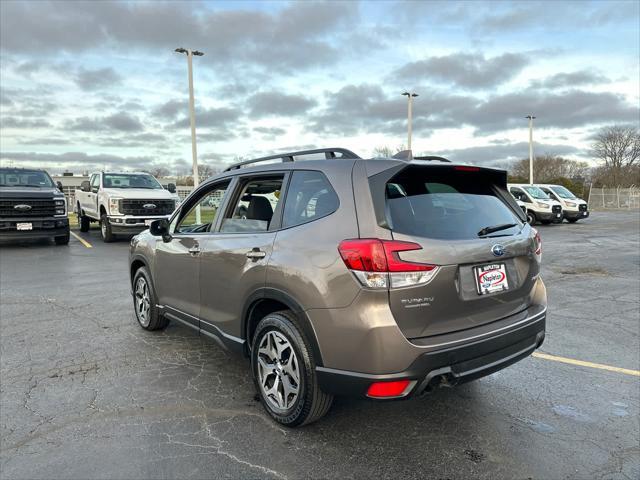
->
(252, 311), (333, 427)
(526, 211), (537, 225)
(55, 233), (70, 245)
(78, 205), (90, 232)
(100, 214), (115, 242)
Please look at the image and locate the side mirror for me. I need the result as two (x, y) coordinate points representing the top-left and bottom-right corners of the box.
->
(56, 181), (64, 192)
(80, 180), (90, 192)
(149, 219), (171, 242)
(167, 183), (176, 193)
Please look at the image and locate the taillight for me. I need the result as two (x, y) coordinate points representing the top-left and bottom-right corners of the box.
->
(532, 228), (542, 257)
(367, 380), (413, 398)
(338, 239), (439, 289)
(453, 165), (480, 172)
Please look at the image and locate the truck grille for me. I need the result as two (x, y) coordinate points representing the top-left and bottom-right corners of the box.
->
(579, 204), (587, 211)
(552, 205), (562, 214)
(0, 198), (56, 217)
(120, 199), (175, 216)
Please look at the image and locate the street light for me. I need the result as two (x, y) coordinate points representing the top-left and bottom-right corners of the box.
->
(402, 92), (418, 157)
(526, 115), (536, 184)
(175, 47), (204, 222)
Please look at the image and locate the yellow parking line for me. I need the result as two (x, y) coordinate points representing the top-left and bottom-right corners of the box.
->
(70, 231), (92, 249)
(533, 351), (640, 377)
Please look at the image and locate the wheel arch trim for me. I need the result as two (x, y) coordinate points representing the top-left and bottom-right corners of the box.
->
(242, 287), (324, 367)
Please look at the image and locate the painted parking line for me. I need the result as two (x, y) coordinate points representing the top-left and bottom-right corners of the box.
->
(70, 231), (92, 249)
(533, 351), (640, 377)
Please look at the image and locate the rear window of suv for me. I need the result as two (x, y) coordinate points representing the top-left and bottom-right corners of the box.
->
(385, 166), (522, 240)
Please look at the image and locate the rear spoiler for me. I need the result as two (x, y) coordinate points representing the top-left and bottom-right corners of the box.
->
(367, 163), (527, 229)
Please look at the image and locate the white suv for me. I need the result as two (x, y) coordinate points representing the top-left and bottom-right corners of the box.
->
(536, 184), (589, 223)
(508, 184), (563, 225)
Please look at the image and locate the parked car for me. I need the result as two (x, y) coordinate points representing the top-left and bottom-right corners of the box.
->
(536, 184), (589, 223)
(76, 172), (181, 242)
(508, 184), (563, 225)
(0, 167), (69, 244)
(129, 148), (547, 426)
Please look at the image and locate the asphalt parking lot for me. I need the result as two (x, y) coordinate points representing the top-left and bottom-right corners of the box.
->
(1, 211), (639, 480)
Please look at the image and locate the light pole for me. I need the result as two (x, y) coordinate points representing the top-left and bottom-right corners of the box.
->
(402, 92), (418, 157)
(175, 47), (203, 222)
(526, 115), (536, 184)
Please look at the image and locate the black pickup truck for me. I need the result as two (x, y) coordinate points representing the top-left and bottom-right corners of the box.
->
(0, 167), (70, 245)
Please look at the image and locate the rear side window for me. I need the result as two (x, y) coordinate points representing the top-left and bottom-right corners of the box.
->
(386, 167), (522, 240)
(282, 171), (339, 228)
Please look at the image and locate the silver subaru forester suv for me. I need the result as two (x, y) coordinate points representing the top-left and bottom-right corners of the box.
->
(129, 148), (546, 426)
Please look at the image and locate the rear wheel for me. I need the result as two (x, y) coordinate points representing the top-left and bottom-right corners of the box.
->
(526, 211), (536, 225)
(100, 214), (115, 242)
(252, 311), (333, 427)
(132, 267), (168, 330)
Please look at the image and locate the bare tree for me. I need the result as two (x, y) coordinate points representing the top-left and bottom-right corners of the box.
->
(510, 154), (590, 183)
(592, 125), (640, 186)
(372, 145), (407, 158)
(144, 166), (170, 178)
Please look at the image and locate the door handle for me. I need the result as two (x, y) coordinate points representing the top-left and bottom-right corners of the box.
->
(246, 248), (266, 259)
(188, 245), (201, 255)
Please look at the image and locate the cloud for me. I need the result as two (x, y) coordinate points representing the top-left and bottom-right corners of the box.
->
(173, 107), (239, 129)
(1, 117), (51, 129)
(430, 142), (581, 166)
(153, 99), (187, 120)
(0, 1), (359, 70)
(75, 67), (121, 91)
(393, 52), (530, 89)
(247, 91), (316, 117)
(66, 112), (143, 132)
(530, 70), (611, 89)
(0, 151), (158, 172)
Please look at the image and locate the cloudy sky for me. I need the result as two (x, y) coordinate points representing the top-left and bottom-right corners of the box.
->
(0, 0), (638, 175)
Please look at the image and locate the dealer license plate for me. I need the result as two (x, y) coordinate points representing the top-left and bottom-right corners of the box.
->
(475, 263), (509, 295)
(16, 222), (33, 231)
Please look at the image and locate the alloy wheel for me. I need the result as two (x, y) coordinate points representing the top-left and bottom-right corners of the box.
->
(257, 330), (300, 411)
(134, 276), (151, 327)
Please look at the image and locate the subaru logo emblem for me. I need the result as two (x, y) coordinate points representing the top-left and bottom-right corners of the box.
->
(143, 203), (156, 209)
(14, 204), (32, 211)
(491, 244), (505, 257)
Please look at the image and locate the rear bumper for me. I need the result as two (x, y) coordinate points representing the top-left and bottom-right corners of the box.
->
(0, 218), (69, 240)
(316, 309), (546, 399)
(564, 210), (589, 220)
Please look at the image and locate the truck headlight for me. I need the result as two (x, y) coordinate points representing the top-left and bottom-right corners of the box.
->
(109, 198), (123, 215)
(54, 199), (66, 216)
(566, 201), (577, 207)
(536, 202), (550, 209)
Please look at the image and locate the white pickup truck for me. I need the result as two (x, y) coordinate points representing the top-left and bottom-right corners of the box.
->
(75, 171), (181, 242)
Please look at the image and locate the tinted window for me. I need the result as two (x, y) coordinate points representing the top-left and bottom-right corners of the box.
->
(221, 176), (284, 233)
(0, 169), (54, 187)
(386, 167), (522, 240)
(282, 171), (339, 228)
(175, 182), (229, 234)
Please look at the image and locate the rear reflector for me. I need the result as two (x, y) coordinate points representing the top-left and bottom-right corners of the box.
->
(367, 380), (412, 398)
(453, 165), (480, 172)
(338, 239), (439, 289)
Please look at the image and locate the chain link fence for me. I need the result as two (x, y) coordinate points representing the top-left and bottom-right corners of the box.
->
(588, 186), (640, 210)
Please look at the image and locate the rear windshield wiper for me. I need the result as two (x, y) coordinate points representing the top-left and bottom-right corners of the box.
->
(477, 223), (517, 237)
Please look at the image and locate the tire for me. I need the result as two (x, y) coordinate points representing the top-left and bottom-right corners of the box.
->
(567, 218), (579, 223)
(132, 266), (168, 331)
(78, 205), (90, 232)
(526, 211), (536, 225)
(55, 233), (70, 245)
(251, 310), (333, 427)
(100, 214), (115, 242)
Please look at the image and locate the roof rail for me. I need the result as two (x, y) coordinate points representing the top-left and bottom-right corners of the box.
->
(223, 148), (361, 172)
(413, 155), (451, 163)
